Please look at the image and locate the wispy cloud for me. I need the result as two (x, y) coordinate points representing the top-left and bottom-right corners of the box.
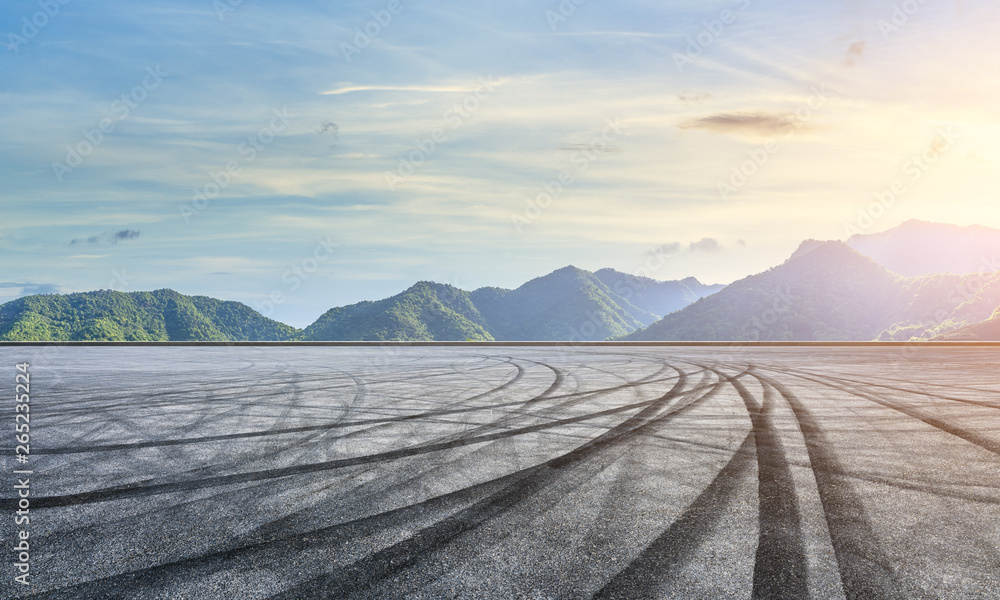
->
(678, 92), (711, 104)
(689, 238), (723, 253)
(0, 0), (996, 325)
(0, 282), (62, 296)
(844, 41), (866, 66)
(321, 84), (494, 95)
(678, 112), (803, 137)
(70, 229), (141, 246)
(651, 242), (682, 256)
(317, 121), (339, 137)
(110, 229), (141, 243)
(652, 239), (724, 255)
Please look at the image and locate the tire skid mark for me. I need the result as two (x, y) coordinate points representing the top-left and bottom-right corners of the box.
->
(457, 361), (674, 440)
(809, 368), (1000, 397)
(724, 371), (810, 599)
(775, 369), (1000, 412)
(751, 369), (930, 600)
(27, 361), (514, 571)
(242, 360), (694, 557)
(10, 371), (724, 510)
(211, 357), (557, 503)
(18, 356), (541, 590)
(25, 456), (540, 599)
(48, 361), (316, 487)
(182, 363), (363, 479)
(592, 433), (756, 600)
(39, 362), (308, 459)
(43, 363), (291, 489)
(16, 348), (1000, 599)
(37, 359), (677, 456)
(33, 359), (528, 455)
(205, 356), (654, 546)
(262, 359), (692, 519)
(34, 357), (520, 523)
(668, 369), (1000, 506)
(762, 366), (1000, 458)
(267, 367), (719, 599)
(31, 365), (708, 599)
(246, 363), (696, 547)
(38, 360), (503, 417)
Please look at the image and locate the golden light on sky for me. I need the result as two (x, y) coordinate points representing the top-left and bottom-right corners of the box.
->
(2, 0), (998, 324)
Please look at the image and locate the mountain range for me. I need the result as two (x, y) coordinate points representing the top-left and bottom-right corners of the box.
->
(0, 268), (721, 342)
(623, 240), (1000, 341)
(3, 221), (999, 342)
(300, 267), (722, 342)
(847, 219), (1000, 276)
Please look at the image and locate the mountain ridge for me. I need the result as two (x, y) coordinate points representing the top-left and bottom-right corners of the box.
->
(7, 220), (1000, 342)
(303, 265), (720, 342)
(847, 219), (1000, 276)
(625, 240), (1000, 342)
(0, 289), (299, 341)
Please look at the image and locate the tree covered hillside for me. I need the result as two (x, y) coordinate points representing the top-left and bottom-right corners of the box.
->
(470, 266), (659, 341)
(626, 241), (1000, 342)
(933, 306), (1000, 341)
(625, 241), (901, 341)
(592, 269), (724, 318)
(0, 289), (300, 341)
(300, 282), (494, 341)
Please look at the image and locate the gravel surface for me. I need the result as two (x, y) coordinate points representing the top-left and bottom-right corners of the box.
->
(1, 345), (999, 599)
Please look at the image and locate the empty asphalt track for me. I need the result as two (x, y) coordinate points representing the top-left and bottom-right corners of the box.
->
(2, 345), (999, 599)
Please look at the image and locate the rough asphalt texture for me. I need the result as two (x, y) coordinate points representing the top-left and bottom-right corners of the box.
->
(1, 346), (998, 599)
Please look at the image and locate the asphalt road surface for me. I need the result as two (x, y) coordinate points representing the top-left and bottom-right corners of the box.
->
(2, 345), (999, 599)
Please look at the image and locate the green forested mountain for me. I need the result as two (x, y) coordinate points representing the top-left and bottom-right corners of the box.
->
(470, 266), (658, 341)
(301, 266), (720, 342)
(592, 269), (724, 317)
(3, 248), (996, 342)
(934, 306), (1000, 341)
(300, 282), (494, 341)
(0, 267), (722, 342)
(0, 289), (299, 341)
(625, 241), (1000, 342)
(876, 273), (1000, 340)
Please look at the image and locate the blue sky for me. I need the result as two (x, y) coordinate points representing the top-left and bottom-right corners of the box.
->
(1, 0), (997, 327)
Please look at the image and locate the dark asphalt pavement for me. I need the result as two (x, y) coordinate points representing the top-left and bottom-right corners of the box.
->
(2, 346), (998, 599)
